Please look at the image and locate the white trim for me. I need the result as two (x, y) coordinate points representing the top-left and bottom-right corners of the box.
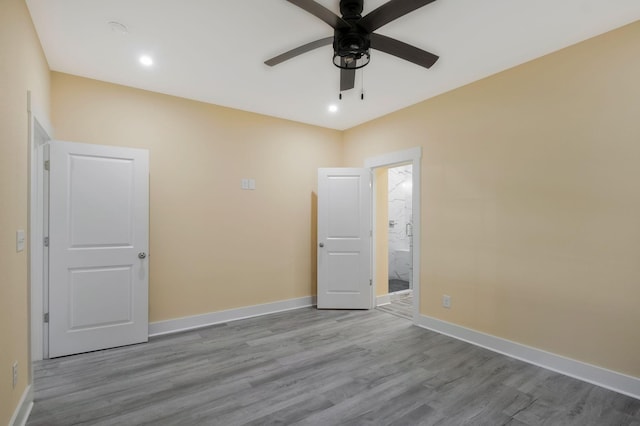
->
(377, 289), (413, 306)
(416, 314), (640, 400)
(364, 147), (421, 169)
(364, 147), (422, 324)
(376, 294), (391, 306)
(370, 170), (379, 310)
(9, 385), (33, 426)
(28, 89), (52, 363)
(149, 296), (317, 337)
(29, 121), (49, 362)
(391, 289), (412, 298)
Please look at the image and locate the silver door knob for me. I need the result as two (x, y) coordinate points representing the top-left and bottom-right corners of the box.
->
(319, 243), (324, 248)
(138, 252), (147, 259)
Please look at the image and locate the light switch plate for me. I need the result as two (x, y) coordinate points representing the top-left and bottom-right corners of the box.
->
(241, 179), (249, 190)
(248, 179), (256, 190)
(16, 229), (25, 252)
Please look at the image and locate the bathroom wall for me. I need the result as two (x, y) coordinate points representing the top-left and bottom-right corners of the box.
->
(387, 164), (412, 282)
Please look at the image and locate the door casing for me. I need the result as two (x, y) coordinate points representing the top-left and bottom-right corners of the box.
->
(365, 147), (422, 321)
(28, 91), (52, 361)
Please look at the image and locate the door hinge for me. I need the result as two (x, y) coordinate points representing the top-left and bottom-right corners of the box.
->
(43, 236), (49, 247)
(44, 160), (50, 171)
(370, 279), (372, 286)
(43, 312), (49, 323)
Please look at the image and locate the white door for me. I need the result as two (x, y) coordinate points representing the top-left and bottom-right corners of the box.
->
(48, 140), (149, 357)
(317, 168), (371, 309)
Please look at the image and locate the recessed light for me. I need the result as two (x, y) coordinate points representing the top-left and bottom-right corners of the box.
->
(328, 104), (338, 113)
(139, 55), (153, 67)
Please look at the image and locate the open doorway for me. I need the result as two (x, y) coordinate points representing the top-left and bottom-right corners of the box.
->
(372, 163), (413, 320)
(387, 164), (413, 295)
(365, 147), (421, 322)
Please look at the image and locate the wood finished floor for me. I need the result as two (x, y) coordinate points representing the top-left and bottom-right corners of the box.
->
(28, 307), (640, 426)
(376, 293), (413, 320)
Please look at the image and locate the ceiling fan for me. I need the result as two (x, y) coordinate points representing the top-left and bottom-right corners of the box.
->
(265, 0), (440, 92)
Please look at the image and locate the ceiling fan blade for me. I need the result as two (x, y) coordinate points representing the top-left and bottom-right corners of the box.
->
(359, 0), (437, 33)
(265, 37), (333, 66)
(287, 0), (350, 29)
(370, 33), (439, 68)
(340, 61), (356, 91)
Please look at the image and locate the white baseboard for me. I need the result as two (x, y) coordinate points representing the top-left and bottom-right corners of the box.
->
(9, 385), (33, 426)
(377, 290), (413, 306)
(416, 314), (640, 400)
(149, 296), (316, 337)
(376, 294), (391, 306)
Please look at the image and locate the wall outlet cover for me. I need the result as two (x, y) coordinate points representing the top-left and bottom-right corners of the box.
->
(442, 295), (451, 309)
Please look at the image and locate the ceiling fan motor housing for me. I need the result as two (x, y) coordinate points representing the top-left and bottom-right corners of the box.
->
(334, 0), (370, 69)
(333, 28), (370, 68)
(340, 0), (364, 19)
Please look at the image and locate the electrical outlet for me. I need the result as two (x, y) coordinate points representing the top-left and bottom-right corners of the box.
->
(12, 362), (18, 389)
(442, 295), (451, 309)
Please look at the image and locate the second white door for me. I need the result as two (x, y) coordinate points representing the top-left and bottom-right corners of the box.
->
(317, 168), (371, 309)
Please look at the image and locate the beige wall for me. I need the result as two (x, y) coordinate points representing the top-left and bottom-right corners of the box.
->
(51, 73), (342, 322)
(0, 0), (51, 423)
(375, 168), (389, 297)
(343, 21), (640, 377)
(3, 8), (639, 424)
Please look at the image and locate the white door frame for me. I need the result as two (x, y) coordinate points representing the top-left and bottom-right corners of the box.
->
(28, 90), (53, 361)
(365, 147), (422, 321)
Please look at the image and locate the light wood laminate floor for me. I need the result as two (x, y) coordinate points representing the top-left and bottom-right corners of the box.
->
(28, 307), (640, 425)
(377, 293), (413, 320)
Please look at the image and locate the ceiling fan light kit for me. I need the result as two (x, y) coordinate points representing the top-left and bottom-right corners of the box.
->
(266, 0), (440, 92)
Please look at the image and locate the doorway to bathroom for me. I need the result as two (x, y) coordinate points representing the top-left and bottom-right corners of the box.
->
(387, 164), (413, 295)
(366, 147), (421, 320)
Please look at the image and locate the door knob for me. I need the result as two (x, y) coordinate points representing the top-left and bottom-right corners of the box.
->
(319, 243), (324, 248)
(138, 252), (147, 259)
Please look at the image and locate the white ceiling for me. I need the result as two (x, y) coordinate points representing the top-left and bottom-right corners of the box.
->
(26, 0), (640, 130)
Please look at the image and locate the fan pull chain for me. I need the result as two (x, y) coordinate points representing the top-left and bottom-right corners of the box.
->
(361, 69), (365, 100)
